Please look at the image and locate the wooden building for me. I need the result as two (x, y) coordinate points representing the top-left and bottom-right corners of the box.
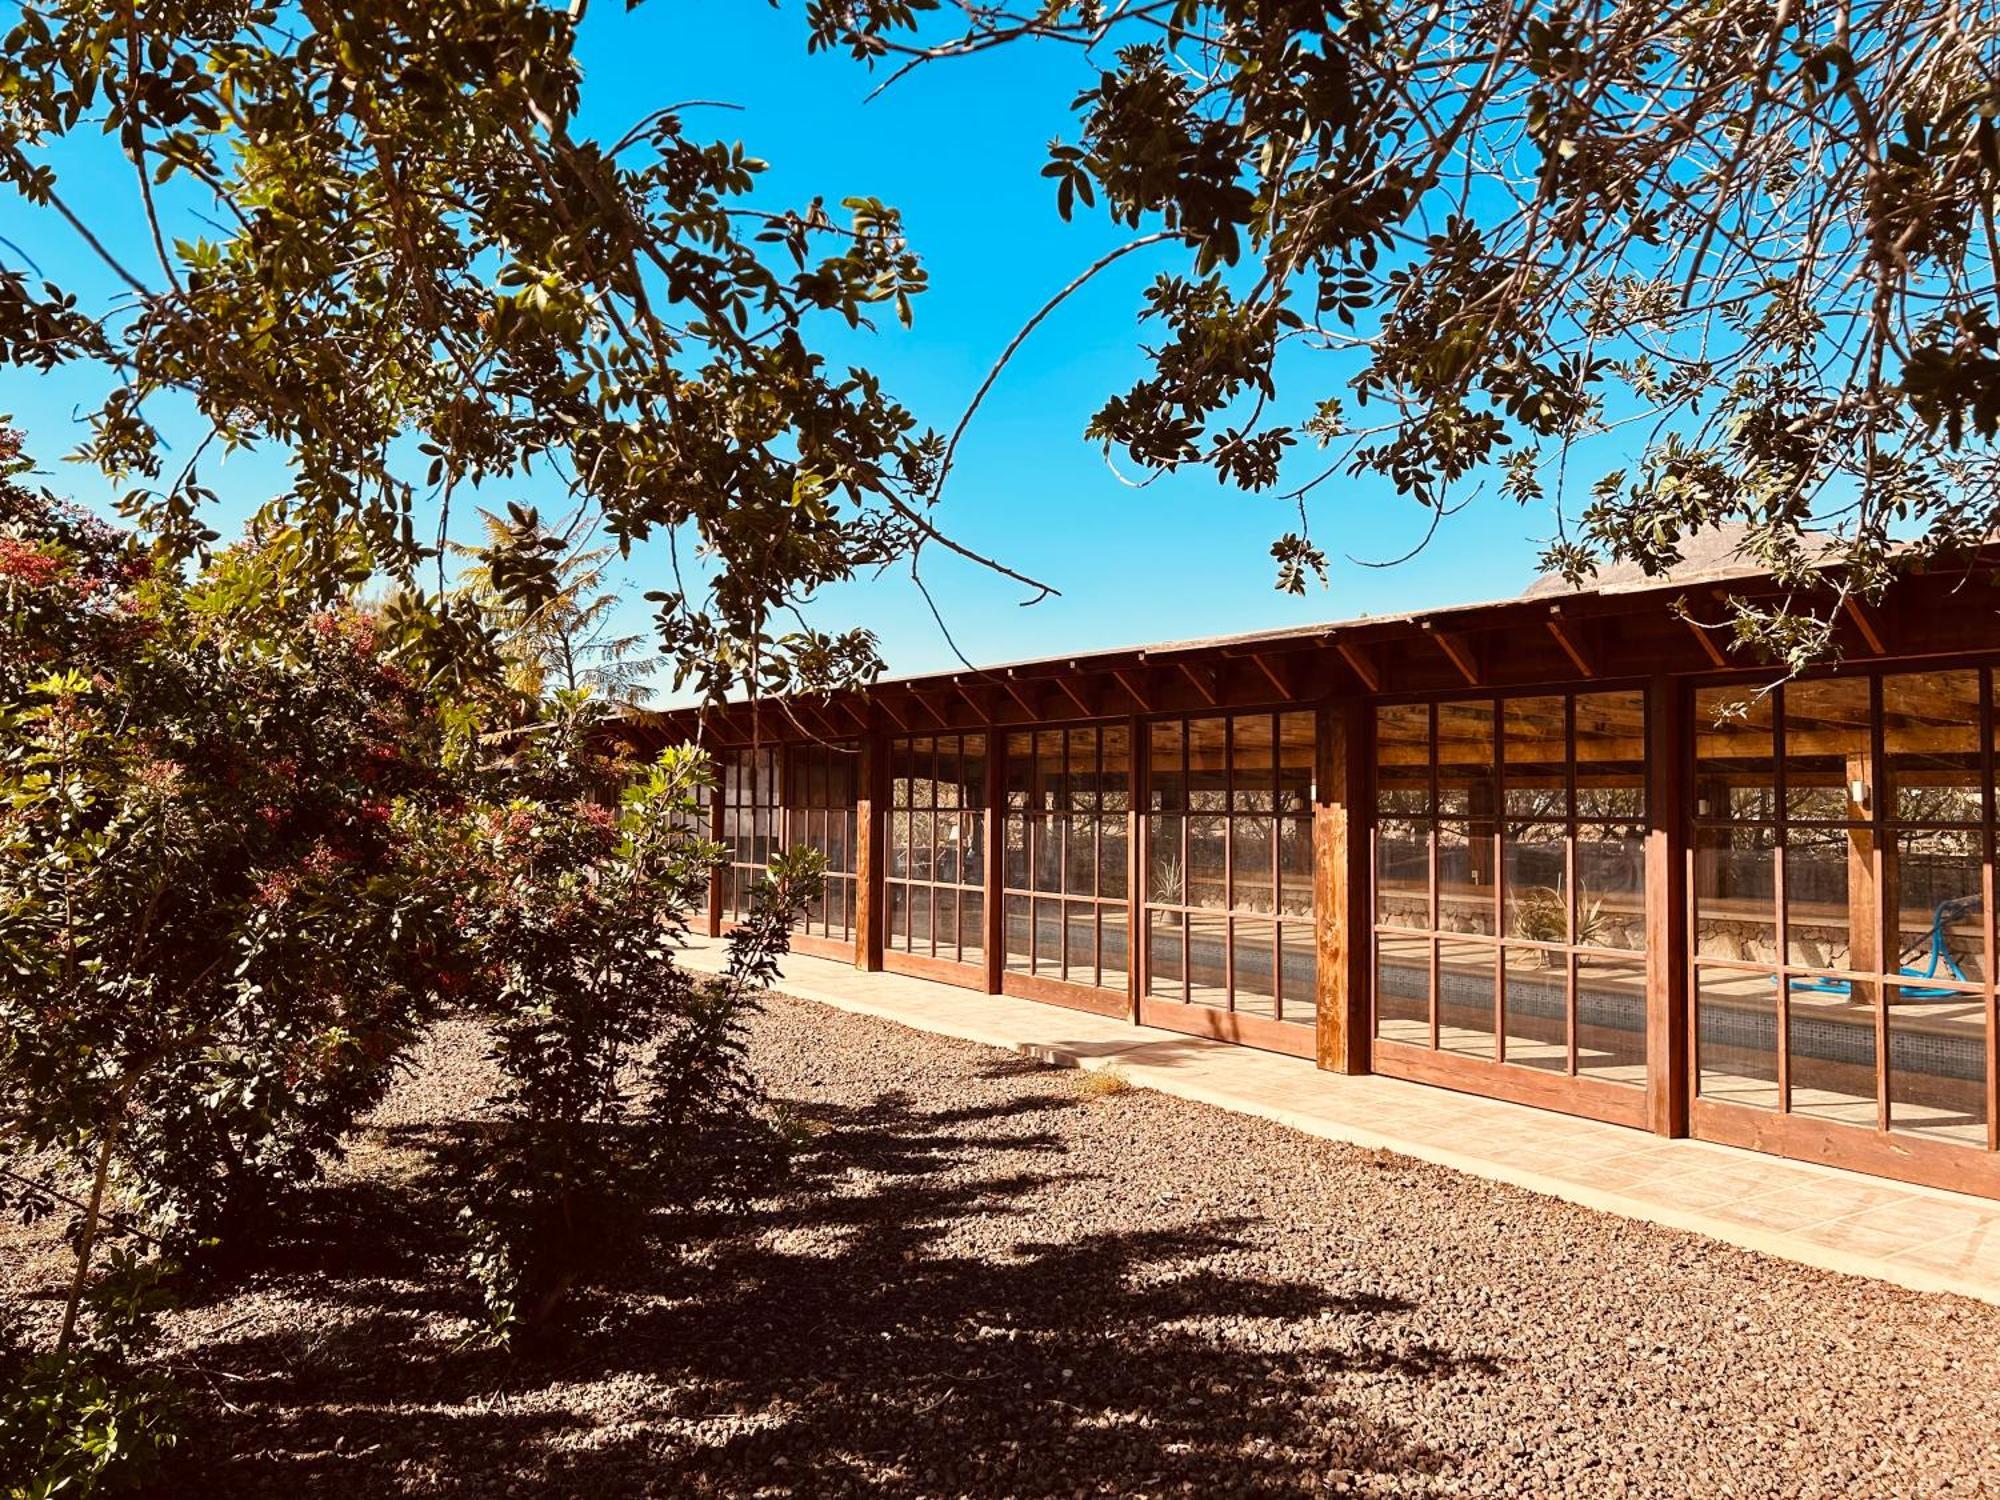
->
(631, 545), (2000, 1200)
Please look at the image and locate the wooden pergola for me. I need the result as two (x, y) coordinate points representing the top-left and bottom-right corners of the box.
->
(623, 552), (2000, 1200)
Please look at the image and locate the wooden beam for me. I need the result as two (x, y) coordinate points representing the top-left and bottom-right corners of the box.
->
(1054, 674), (1097, 720)
(1001, 672), (1042, 720)
(1545, 611), (1596, 679)
(908, 689), (951, 729)
(1643, 673), (1688, 1137)
(1249, 653), (1293, 701)
(1424, 623), (1479, 685)
(1177, 660), (1218, 705)
(875, 693), (911, 732)
(1111, 668), (1154, 712)
(854, 733), (883, 971)
(1335, 639), (1381, 693)
(1683, 613), (1728, 668)
(1843, 593), (1888, 655)
(1314, 699), (1371, 1075)
(951, 678), (991, 720)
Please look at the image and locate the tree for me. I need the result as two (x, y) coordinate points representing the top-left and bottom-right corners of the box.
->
(447, 699), (820, 1344)
(453, 503), (664, 709)
(0, 0), (1034, 702)
(818, 0), (2000, 671)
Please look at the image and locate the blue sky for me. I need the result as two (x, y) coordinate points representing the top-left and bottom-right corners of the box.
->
(5, 2), (1569, 696)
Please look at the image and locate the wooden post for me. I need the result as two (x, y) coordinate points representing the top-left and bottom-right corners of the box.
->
(855, 732), (884, 971)
(1644, 674), (1690, 1136)
(1128, 712), (1144, 1023)
(1314, 697), (1371, 1074)
(983, 726), (1005, 993)
(707, 751), (726, 939)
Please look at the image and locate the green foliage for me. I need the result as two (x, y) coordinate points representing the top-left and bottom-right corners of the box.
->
(0, 0), (937, 700)
(0, 1252), (180, 1498)
(451, 505), (663, 708)
(820, 1), (2000, 662)
(448, 704), (822, 1345)
(0, 453), (474, 1256)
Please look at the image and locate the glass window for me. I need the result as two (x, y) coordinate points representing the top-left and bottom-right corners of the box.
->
(1695, 688), (1775, 821)
(1785, 677), (1871, 821)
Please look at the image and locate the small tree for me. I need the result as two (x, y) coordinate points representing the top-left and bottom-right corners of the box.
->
(450, 698), (820, 1345)
(452, 504), (663, 708)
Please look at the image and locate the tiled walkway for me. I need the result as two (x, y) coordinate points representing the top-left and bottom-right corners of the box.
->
(681, 934), (2000, 1305)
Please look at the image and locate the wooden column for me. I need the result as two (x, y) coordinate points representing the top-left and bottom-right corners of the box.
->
(1128, 712), (1144, 1024)
(983, 727), (1005, 993)
(706, 751), (726, 939)
(1314, 697), (1371, 1074)
(1644, 673), (1690, 1136)
(854, 732), (884, 971)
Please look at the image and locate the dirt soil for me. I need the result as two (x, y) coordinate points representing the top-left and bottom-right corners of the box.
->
(7, 995), (2000, 1498)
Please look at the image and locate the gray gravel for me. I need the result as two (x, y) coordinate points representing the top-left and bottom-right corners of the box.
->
(9, 995), (2000, 1497)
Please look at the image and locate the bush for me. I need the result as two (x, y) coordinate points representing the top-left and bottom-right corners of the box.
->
(0, 1251), (180, 1498)
(450, 702), (821, 1344)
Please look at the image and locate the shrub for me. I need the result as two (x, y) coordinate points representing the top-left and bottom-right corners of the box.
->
(451, 702), (821, 1344)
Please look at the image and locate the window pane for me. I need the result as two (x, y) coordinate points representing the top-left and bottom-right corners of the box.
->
(1576, 956), (1647, 1086)
(1005, 894), (1032, 972)
(1149, 814), (1185, 907)
(1004, 814), (1029, 890)
(1788, 985), (1878, 1128)
(1502, 821), (1567, 946)
(1698, 967), (1779, 1109)
(1232, 917), (1278, 1019)
(1034, 897), (1064, 969)
(1893, 827), (1984, 988)
(1100, 907), (1130, 996)
(1068, 727), (1100, 812)
(1101, 724), (1132, 813)
(1187, 814), (1228, 910)
(1437, 937), (1497, 1058)
(1101, 816), (1129, 900)
(1278, 922), (1317, 1027)
(1187, 910), (1229, 1008)
(1575, 691), (1645, 819)
(910, 884), (933, 951)
(1188, 717), (1229, 812)
(1785, 677), (1871, 821)
(1375, 703), (1430, 814)
(1785, 826), (1859, 971)
(1501, 947), (1567, 1072)
(889, 881), (910, 950)
(1230, 815), (1275, 914)
(1277, 817), (1313, 917)
(1034, 816), (1064, 893)
(1149, 720), (1184, 811)
(1278, 712), (1315, 813)
(1695, 688), (1775, 821)
(1503, 695), (1567, 818)
(1436, 700), (1497, 817)
(1375, 818), (1430, 928)
(959, 810), (984, 887)
(1885, 670), (1981, 822)
(1066, 814), (1098, 896)
(961, 734), (987, 811)
(1375, 933), (1431, 1044)
(1437, 820), (1497, 937)
(1065, 902), (1096, 981)
(1575, 825), (1645, 952)
(959, 890), (984, 961)
(934, 887), (958, 962)
(1232, 714), (1277, 814)
(1006, 732), (1033, 810)
(1889, 985), (1987, 1148)
(1148, 910), (1185, 1001)
(1694, 825), (1777, 963)
(935, 739), (961, 808)
(1035, 730), (1065, 812)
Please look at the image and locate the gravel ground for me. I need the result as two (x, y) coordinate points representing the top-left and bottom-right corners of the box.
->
(8, 996), (2000, 1498)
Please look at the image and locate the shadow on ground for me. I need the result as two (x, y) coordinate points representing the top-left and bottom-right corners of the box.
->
(167, 1073), (1485, 1498)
